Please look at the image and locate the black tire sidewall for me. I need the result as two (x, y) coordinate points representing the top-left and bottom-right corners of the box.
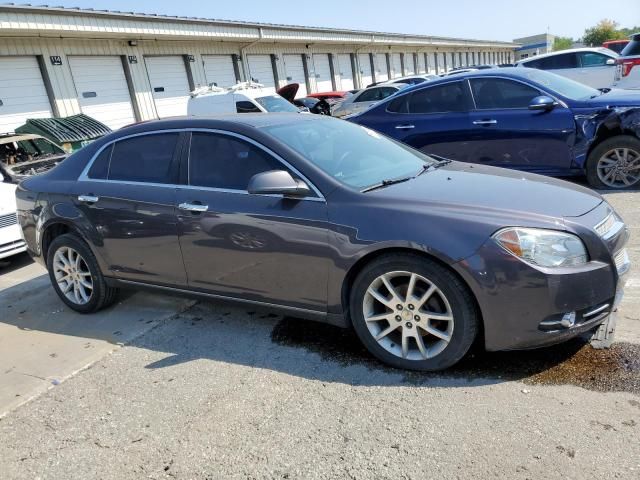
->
(349, 254), (478, 371)
(586, 135), (640, 190)
(46, 233), (110, 314)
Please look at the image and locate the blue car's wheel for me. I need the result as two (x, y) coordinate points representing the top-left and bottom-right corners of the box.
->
(587, 135), (640, 190)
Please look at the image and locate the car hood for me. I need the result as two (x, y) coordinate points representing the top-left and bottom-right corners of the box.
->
(277, 83), (299, 102)
(369, 162), (602, 219)
(585, 89), (640, 107)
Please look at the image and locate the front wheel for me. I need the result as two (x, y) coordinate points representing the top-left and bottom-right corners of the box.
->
(586, 135), (640, 189)
(349, 254), (479, 371)
(47, 233), (118, 313)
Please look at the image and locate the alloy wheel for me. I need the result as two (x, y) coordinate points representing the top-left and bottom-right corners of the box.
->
(596, 147), (640, 188)
(362, 271), (454, 361)
(52, 246), (94, 305)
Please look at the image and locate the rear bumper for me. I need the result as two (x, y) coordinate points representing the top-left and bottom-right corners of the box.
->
(453, 221), (629, 352)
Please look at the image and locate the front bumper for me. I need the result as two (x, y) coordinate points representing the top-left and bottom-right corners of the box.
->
(453, 207), (629, 352)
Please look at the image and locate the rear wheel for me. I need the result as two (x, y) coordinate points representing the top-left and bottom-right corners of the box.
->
(349, 254), (478, 371)
(47, 233), (118, 313)
(586, 135), (640, 189)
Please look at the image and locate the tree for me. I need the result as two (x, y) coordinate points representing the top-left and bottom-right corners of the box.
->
(582, 19), (626, 46)
(553, 36), (574, 51)
(619, 26), (640, 38)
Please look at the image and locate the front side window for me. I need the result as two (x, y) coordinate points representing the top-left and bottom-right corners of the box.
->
(108, 133), (180, 184)
(579, 52), (612, 67)
(188, 132), (284, 190)
(265, 119), (434, 190)
(471, 78), (540, 109)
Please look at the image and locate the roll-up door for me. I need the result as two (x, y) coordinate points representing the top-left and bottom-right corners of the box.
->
(145, 56), (190, 118)
(336, 54), (354, 91)
(68, 56), (135, 129)
(203, 55), (237, 88)
(0, 56), (52, 132)
(404, 54), (416, 75)
(375, 54), (389, 82)
(247, 55), (276, 93)
(312, 54), (332, 92)
(357, 54), (373, 87)
(391, 53), (403, 78)
(283, 54), (307, 97)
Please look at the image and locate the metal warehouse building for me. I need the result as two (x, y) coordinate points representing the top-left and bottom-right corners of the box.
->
(0, 4), (517, 131)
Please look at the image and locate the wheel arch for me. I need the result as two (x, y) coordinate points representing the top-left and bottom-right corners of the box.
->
(588, 120), (639, 159)
(340, 247), (484, 340)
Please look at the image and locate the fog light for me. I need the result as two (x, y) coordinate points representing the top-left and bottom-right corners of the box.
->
(560, 312), (576, 328)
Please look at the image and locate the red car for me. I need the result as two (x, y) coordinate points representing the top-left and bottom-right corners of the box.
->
(307, 91), (351, 100)
(603, 39), (630, 54)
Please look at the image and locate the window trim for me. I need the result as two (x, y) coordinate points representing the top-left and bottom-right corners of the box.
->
(384, 79), (472, 115)
(78, 128), (325, 203)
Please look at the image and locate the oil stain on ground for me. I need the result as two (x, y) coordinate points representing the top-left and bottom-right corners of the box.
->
(271, 317), (640, 394)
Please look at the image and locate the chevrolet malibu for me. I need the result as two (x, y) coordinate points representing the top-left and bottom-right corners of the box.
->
(15, 115), (630, 371)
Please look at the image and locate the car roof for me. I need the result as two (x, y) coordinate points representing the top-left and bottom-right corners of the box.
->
(518, 47), (617, 62)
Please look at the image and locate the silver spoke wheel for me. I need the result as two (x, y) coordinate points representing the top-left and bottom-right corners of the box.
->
(363, 271), (454, 361)
(597, 147), (640, 188)
(53, 246), (93, 305)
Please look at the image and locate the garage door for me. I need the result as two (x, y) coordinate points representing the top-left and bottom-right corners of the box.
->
(336, 54), (354, 91)
(391, 53), (402, 78)
(405, 54), (416, 75)
(374, 54), (389, 82)
(0, 57), (52, 133)
(417, 53), (426, 74)
(203, 55), (237, 88)
(283, 54), (307, 97)
(145, 56), (190, 119)
(357, 54), (373, 87)
(247, 55), (276, 93)
(69, 56), (135, 130)
(312, 54), (332, 93)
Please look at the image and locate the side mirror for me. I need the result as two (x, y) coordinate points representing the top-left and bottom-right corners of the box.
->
(529, 95), (557, 111)
(248, 170), (311, 198)
(606, 58), (616, 66)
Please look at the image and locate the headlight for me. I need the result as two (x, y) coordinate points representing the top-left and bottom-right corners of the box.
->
(493, 228), (588, 268)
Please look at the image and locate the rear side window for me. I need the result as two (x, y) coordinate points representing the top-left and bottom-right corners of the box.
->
(108, 133), (180, 184)
(87, 144), (112, 180)
(188, 132), (284, 191)
(236, 101), (261, 113)
(526, 53), (578, 70)
(405, 82), (468, 114)
(356, 88), (393, 103)
(471, 78), (540, 109)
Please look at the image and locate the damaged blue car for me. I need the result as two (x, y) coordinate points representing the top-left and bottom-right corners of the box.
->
(348, 68), (640, 189)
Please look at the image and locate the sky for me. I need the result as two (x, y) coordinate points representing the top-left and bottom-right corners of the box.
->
(37, 0), (639, 42)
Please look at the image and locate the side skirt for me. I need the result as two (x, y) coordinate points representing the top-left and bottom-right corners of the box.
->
(104, 277), (350, 328)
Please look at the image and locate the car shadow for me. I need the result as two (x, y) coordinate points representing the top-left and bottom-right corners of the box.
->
(0, 252), (34, 274)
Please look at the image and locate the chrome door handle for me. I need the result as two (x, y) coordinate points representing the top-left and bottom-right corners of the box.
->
(473, 119), (498, 126)
(395, 124), (415, 130)
(178, 202), (208, 213)
(78, 195), (99, 203)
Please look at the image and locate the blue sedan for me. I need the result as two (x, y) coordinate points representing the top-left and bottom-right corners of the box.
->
(348, 68), (640, 189)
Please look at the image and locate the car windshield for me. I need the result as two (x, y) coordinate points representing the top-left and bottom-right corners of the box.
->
(519, 69), (600, 100)
(255, 95), (300, 112)
(264, 119), (435, 190)
(0, 136), (65, 178)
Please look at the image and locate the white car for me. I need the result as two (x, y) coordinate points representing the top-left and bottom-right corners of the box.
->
(331, 84), (408, 118)
(0, 173), (26, 260)
(188, 82), (300, 116)
(613, 33), (640, 90)
(516, 48), (618, 89)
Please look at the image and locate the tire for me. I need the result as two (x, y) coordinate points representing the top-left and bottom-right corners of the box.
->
(349, 253), (478, 371)
(46, 233), (118, 313)
(586, 135), (640, 190)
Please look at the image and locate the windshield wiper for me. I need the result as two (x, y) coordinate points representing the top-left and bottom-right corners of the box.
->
(361, 176), (413, 193)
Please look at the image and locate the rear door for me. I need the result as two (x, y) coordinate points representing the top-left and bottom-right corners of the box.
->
(175, 130), (330, 311)
(74, 131), (186, 286)
(363, 81), (474, 161)
(467, 77), (575, 172)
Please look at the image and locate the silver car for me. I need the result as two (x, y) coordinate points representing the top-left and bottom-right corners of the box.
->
(332, 84), (408, 118)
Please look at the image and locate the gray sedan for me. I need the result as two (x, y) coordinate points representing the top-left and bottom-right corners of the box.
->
(332, 84), (408, 118)
(16, 114), (629, 371)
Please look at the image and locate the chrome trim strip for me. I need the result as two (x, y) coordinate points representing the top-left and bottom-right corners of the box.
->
(114, 279), (327, 317)
(583, 303), (610, 319)
(77, 127), (326, 203)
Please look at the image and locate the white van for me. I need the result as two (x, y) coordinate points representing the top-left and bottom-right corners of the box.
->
(187, 82), (299, 116)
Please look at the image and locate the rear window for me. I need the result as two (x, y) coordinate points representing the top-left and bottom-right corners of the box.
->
(621, 39), (640, 57)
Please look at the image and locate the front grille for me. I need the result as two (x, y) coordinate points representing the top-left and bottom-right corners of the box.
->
(0, 212), (18, 229)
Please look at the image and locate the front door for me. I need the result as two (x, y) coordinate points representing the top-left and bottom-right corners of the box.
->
(467, 77), (575, 172)
(176, 131), (330, 311)
(73, 131), (187, 286)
